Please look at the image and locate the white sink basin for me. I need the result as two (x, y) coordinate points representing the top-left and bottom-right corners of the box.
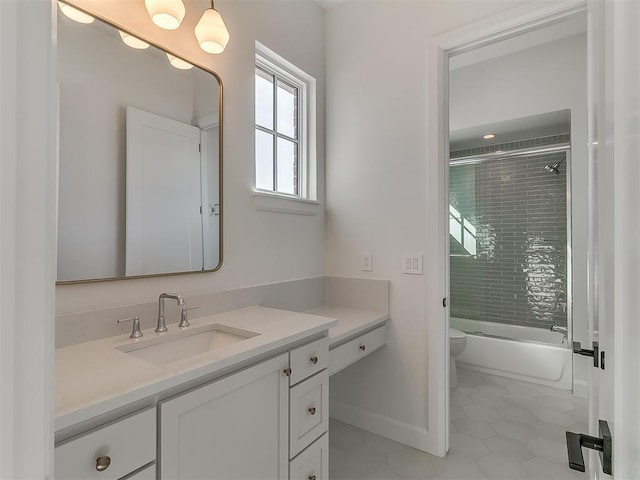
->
(116, 324), (259, 366)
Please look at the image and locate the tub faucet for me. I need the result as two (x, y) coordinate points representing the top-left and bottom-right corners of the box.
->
(550, 324), (568, 334)
(156, 293), (185, 333)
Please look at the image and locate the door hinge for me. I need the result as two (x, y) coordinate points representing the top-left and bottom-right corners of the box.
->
(442, 297), (447, 308)
(199, 143), (201, 153)
(566, 419), (612, 475)
(573, 341), (599, 368)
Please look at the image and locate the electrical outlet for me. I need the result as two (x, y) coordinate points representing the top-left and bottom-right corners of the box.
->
(402, 254), (423, 275)
(362, 252), (372, 272)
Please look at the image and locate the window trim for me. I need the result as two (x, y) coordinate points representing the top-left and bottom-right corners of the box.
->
(254, 42), (317, 205)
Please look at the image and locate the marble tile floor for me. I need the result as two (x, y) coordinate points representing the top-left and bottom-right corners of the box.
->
(329, 367), (589, 480)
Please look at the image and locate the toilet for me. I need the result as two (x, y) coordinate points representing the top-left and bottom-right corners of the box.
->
(450, 328), (468, 388)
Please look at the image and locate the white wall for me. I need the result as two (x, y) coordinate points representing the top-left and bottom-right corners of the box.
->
(55, 0), (326, 313)
(449, 33), (590, 396)
(324, 0), (536, 453)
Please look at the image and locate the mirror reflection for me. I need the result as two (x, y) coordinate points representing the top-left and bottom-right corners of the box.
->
(56, 7), (222, 283)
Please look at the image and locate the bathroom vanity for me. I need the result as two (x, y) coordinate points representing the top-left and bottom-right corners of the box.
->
(54, 301), (388, 480)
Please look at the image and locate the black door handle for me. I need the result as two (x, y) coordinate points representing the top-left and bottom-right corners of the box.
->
(566, 420), (612, 475)
(573, 341), (599, 368)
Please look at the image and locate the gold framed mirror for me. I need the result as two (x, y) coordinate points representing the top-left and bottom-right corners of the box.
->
(56, 1), (223, 284)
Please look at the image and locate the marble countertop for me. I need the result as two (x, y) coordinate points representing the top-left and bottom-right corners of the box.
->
(306, 305), (389, 347)
(55, 306), (337, 432)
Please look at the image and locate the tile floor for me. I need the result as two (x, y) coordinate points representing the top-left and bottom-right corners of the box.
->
(329, 367), (589, 479)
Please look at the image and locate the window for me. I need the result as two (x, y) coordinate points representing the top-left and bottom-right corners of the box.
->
(449, 204), (477, 256)
(255, 45), (314, 200)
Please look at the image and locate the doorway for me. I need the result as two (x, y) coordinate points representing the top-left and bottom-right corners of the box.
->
(426, 0), (591, 464)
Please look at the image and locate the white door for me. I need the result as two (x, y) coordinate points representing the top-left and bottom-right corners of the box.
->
(158, 354), (289, 480)
(125, 106), (202, 276)
(582, 0), (640, 477)
(200, 124), (220, 270)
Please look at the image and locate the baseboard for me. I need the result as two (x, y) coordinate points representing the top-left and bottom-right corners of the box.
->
(329, 399), (443, 457)
(573, 379), (589, 399)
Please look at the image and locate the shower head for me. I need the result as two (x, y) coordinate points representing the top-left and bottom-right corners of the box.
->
(545, 163), (561, 174)
(544, 158), (565, 175)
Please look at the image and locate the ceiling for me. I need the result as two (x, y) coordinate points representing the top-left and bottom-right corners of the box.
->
(450, 110), (571, 151)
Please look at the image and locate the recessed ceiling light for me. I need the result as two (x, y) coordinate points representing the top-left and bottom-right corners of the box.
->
(483, 133), (496, 140)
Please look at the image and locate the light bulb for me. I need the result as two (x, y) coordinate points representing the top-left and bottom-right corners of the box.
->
(58, 1), (94, 24)
(118, 31), (150, 50)
(145, 0), (185, 30)
(166, 54), (193, 70)
(195, 7), (230, 54)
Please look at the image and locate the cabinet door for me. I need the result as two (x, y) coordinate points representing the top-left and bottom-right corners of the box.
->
(159, 353), (289, 480)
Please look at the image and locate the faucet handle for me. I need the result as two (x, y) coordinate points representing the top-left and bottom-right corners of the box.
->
(118, 316), (143, 339)
(178, 306), (198, 328)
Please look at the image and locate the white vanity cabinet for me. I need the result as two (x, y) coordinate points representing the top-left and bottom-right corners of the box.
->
(55, 309), (336, 480)
(158, 353), (290, 479)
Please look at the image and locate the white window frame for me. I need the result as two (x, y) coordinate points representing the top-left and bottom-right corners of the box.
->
(254, 42), (319, 214)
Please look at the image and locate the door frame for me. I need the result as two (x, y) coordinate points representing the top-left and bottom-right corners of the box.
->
(426, 0), (586, 455)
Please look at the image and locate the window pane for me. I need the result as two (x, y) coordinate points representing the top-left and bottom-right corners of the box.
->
(277, 80), (298, 139)
(276, 138), (297, 195)
(255, 68), (273, 130)
(450, 215), (462, 244)
(255, 129), (274, 190)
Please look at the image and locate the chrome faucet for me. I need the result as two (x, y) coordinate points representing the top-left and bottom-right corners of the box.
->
(156, 293), (185, 333)
(550, 324), (568, 334)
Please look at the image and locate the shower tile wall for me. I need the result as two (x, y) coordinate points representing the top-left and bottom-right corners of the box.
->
(449, 151), (568, 330)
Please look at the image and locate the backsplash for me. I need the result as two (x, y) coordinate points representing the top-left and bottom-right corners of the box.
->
(55, 276), (390, 348)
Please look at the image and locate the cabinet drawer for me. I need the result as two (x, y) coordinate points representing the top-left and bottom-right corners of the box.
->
(55, 408), (155, 480)
(290, 370), (328, 457)
(289, 337), (328, 385)
(289, 433), (328, 480)
(329, 324), (386, 376)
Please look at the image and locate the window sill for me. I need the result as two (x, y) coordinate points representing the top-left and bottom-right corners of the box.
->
(253, 191), (322, 216)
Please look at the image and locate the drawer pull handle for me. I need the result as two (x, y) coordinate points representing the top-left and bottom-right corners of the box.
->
(308, 407), (317, 415)
(360, 344), (366, 351)
(283, 368), (292, 377)
(310, 356), (318, 365)
(308, 476), (317, 480)
(95, 456), (111, 472)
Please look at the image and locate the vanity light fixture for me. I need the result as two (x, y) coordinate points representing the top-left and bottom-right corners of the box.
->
(194, 0), (230, 54)
(118, 31), (150, 50)
(145, 0), (186, 30)
(166, 53), (193, 70)
(57, 1), (94, 24)
(483, 133), (497, 140)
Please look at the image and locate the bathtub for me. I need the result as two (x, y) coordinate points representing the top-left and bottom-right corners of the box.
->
(451, 317), (572, 390)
